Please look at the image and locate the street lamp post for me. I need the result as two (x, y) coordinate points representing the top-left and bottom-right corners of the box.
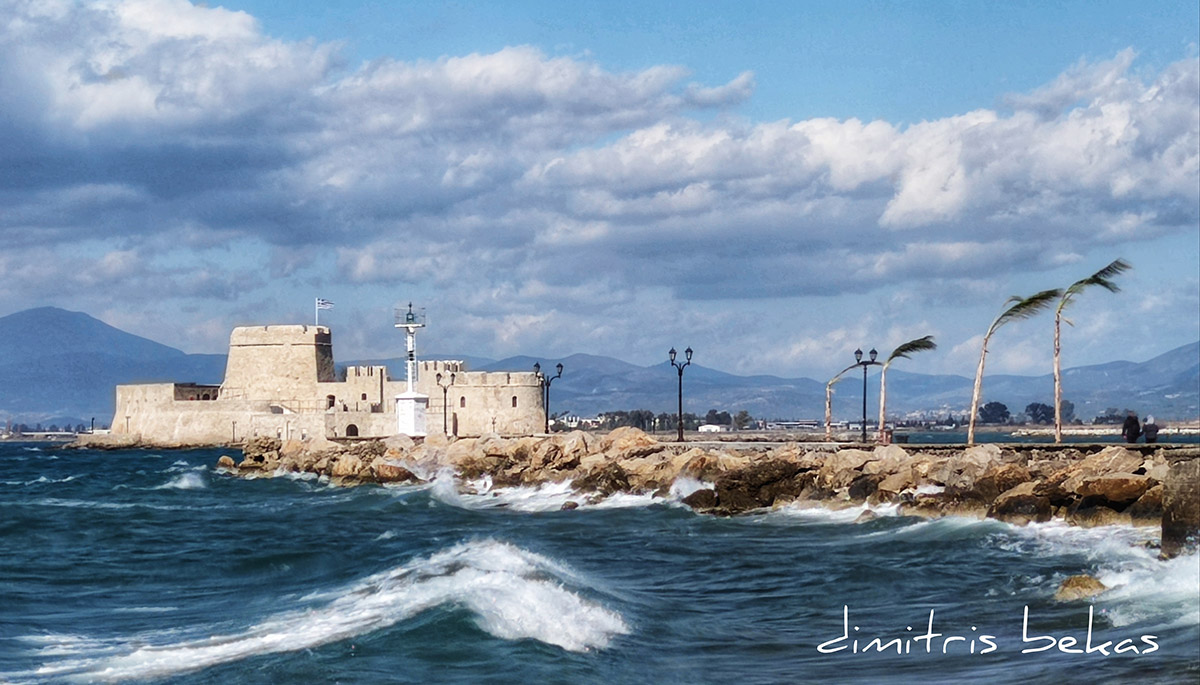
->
(436, 372), (456, 435)
(669, 347), (692, 442)
(533, 362), (563, 434)
(854, 347), (879, 442)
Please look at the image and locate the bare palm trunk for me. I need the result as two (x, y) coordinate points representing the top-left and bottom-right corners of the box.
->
(1053, 311), (1063, 444)
(877, 364), (889, 443)
(967, 335), (991, 446)
(825, 383), (834, 441)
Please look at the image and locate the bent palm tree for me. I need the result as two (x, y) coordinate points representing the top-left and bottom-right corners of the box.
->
(825, 363), (859, 440)
(1053, 259), (1131, 443)
(968, 289), (1061, 445)
(877, 336), (937, 441)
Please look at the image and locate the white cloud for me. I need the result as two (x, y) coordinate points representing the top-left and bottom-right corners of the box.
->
(0, 0), (1195, 376)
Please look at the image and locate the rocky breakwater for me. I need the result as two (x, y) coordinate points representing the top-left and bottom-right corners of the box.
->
(217, 428), (1194, 555)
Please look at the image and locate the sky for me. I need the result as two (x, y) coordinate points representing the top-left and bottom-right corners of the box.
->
(1, 0), (1197, 382)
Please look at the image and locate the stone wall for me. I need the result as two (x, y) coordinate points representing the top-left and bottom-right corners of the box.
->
(415, 362), (543, 436)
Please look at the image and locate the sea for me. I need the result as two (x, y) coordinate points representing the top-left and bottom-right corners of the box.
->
(1, 442), (1197, 684)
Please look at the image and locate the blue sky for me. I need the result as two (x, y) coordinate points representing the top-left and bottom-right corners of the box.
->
(0, 0), (1197, 387)
(227, 0), (1197, 123)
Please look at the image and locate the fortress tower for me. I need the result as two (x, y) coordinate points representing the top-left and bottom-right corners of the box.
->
(221, 325), (335, 403)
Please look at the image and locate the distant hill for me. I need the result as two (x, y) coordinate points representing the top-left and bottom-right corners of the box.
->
(0, 308), (225, 426)
(0, 307), (1195, 425)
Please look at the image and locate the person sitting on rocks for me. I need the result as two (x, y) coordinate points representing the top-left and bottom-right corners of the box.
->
(1142, 415), (1160, 443)
(1121, 411), (1141, 443)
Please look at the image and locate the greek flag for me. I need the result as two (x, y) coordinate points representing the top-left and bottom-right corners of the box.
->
(316, 298), (334, 310)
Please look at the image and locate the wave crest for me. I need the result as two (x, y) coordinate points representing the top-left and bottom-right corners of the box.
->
(24, 540), (628, 682)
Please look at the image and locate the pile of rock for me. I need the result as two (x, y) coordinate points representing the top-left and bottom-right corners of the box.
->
(216, 427), (1174, 532)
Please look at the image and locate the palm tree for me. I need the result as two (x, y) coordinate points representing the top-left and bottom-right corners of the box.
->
(877, 336), (937, 441)
(1053, 259), (1131, 443)
(968, 289), (1062, 445)
(825, 363), (859, 440)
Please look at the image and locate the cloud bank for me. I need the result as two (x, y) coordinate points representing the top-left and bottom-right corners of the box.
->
(1, 0), (1196, 377)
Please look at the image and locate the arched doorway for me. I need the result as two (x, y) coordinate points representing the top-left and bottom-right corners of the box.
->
(345, 424), (359, 437)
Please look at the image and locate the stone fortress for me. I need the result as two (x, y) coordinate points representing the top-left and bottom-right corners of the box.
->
(111, 324), (545, 445)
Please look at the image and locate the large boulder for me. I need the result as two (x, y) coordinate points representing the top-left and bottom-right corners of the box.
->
(1162, 457), (1200, 558)
(370, 457), (420, 484)
(987, 481), (1052, 525)
(1125, 484), (1164, 526)
(713, 460), (812, 514)
(555, 431), (594, 466)
(954, 462), (1032, 502)
(571, 462), (631, 498)
(862, 444), (910, 476)
(873, 468), (914, 500)
(445, 438), (483, 466)
(681, 488), (719, 511)
(1066, 499), (1131, 528)
(847, 473), (885, 501)
(598, 427), (661, 460)
(384, 433), (416, 453)
(242, 436), (282, 461)
(1076, 474), (1151, 504)
(1058, 446), (1144, 494)
(680, 449), (752, 481)
(618, 453), (673, 491)
(931, 444), (1002, 490)
(1054, 575), (1107, 601)
(818, 449), (874, 490)
(329, 454), (364, 479)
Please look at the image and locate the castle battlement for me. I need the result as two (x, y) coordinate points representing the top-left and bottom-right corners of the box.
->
(229, 325), (331, 346)
(419, 360), (466, 374)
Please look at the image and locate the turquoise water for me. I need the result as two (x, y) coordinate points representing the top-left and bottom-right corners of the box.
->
(1, 443), (1197, 683)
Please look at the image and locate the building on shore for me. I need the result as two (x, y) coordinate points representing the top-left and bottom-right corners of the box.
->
(111, 324), (544, 444)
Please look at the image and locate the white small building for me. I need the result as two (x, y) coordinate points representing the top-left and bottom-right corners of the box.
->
(698, 424), (731, 433)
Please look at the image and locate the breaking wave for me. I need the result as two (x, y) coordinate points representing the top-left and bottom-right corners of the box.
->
(20, 540), (628, 682)
(154, 472), (207, 490)
(427, 470), (661, 512)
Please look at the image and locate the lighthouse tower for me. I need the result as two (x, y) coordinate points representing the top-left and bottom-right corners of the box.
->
(394, 303), (429, 436)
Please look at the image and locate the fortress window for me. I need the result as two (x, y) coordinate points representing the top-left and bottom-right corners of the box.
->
(512, 396), (517, 408)
(327, 395), (336, 409)
(346, 424), (359, 437)
(460, 397), (467, 408)
(361, 393), (367, 401)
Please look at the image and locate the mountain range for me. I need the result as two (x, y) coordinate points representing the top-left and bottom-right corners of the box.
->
(2, 307), (1196, 427)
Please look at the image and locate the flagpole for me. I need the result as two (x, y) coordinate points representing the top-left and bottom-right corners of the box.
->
(315, 297), (319, 326)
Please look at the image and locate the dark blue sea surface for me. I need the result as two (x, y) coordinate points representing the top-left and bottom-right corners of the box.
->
(1, 442), (1197, 684)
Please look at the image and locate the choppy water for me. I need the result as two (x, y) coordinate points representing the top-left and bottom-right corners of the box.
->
(1, 443), (1196, 684)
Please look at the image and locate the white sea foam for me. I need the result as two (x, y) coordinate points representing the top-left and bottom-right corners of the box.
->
(429, 471), (660, 512)
(767, 500), (901, 523)
(23, 540), (628, 682)
(990, 520), (1199, 628)
(31, 498), (194, 512)
(154, 472), (207, 490)
(2, 475), (78, 487)
(668, 476), (708, 500)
